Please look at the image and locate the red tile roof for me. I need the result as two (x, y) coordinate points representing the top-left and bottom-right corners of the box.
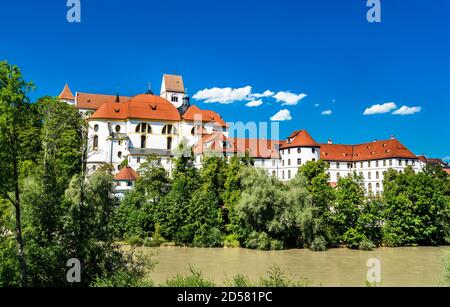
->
(280, 130), (319, 149)
(58, 83), (75, 100)
(163, 74), (185, 93)
(182, 105), (227, 128)
(76, 92), (132, 110)
(114, 166), (139, 181)
(90, 94), (181, 121)
(444, 169), (450, 175)
(193, 132), (279, 159)
(320, 139), (417, 162)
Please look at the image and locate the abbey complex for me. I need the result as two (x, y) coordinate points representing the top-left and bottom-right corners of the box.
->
(58, 74), (450, 197)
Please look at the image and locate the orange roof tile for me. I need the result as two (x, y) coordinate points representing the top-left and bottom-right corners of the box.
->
(280, 130), (319, 149)
(114, 166), (139, 181)
(444, 169), (450, 175)
(233, 138), (280, 159)
(182, 105), (227, 127)
(76, 92), (132, 110)
(59, 83), (75, 100)
(320, 139), (417, 162)
(90, 94), (181, 121)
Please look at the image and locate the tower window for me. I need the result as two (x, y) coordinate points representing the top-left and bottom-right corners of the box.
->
(118, 151), (122, 159)
(171, 95), (179, 102)
(115, 125), (121, 133)
(297, 158), (301, 165)
(93, 135), (99, 150)
(167, 137), (173, 150)
(94, 124), (99, 132)
(312, 148), (316, 154)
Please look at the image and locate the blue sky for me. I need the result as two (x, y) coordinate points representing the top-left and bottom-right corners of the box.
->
(1, 0), (449, 160)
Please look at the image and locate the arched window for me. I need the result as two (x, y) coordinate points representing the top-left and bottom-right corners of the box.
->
(94, 124), (99, 132)
(167, 137), (173, 150)
(297, 148), (301, 154)
(162, 125), (177, 135)
(376, 171), (380, 179)
(282, 171), (285, 180)
(140, 135), (146, 149)
(376, 183), (380, 189)
(118, 151), (122, 159)
(135, 123), (152, 134)
(368, 183), (373, 193)
(288, 170), (291, 179)
(368, 172), (372, 180)
(93, 135), (99, 150)
(115, 125), (121, 133)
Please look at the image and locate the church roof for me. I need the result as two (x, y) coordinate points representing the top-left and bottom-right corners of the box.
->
(114, 166), (139, 181)
(90, 94), (181, 121)
(58, 83), (75, 100)
(76, 92), (132, 110)
(163, 74), (185, 93)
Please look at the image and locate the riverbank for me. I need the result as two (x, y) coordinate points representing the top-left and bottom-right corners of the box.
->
(132, 246), (449, 287)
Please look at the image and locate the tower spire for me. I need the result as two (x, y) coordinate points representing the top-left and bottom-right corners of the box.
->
(147, 82), (154, 95)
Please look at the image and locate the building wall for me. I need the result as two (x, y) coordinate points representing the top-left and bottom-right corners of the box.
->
(278, 146), (321, 181)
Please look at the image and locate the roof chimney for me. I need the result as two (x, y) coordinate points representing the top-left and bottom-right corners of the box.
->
(328, 139), (333, 145)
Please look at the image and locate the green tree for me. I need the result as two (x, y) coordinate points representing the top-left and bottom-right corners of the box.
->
(0, 61), (36, 286)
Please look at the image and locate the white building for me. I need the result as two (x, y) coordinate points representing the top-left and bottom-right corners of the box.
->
(58, 74), (439, 197)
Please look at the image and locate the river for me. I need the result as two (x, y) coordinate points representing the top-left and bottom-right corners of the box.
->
(138, 246), (449, 286)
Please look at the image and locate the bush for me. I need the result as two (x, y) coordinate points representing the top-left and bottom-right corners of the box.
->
(358, 238), (375, 251)
(245, 232), (271, 250)
(161, 267), (215, 287)
(126, 235), (144, 247)
(310, 236), (327, 252)
(193, 227), (223, 248)
(223, 234), (240, 248)
(270, 240), (284, 250)
(342, 228), (367, 249)
(259, 265), (311, 287)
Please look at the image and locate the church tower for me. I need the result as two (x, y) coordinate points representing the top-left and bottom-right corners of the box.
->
(160, 74), (185, 108)
(58, 83), (76, 106)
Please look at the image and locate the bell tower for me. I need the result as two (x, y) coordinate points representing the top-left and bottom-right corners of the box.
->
(160, 74), (185, 108)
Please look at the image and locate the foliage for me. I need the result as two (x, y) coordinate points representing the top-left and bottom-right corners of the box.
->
(161, 266), (215, 287)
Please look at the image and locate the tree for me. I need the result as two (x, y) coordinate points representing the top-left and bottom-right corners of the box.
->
(0, 61), (36, 286)
(382, 167), (450, 246)
(298, 160), (336, 248)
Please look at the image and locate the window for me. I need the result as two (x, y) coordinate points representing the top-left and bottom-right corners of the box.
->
(360, 172), (364, 179)
(94, 124), (99, 132)
(312, 148), (316, 154)
(171, 95), (179, 102)
(136, 123), (151, 134)
(376, 183), (380, 189)
(167, 137), (173, 150)
(376, 171), (379, 179)
(272, 171), (276, 177)
(288, 149), (291, 155)
(327, 172), (331, 179)
(140, 135), (146, 148)
(368, 161), (371, 168)
(297, 158), (301, 165)
(288, 159), (291, 166)
(353, 163), (357, 169)
(337, 172), (341, 180)
(297, 148), (301, 154)
(137, 157), (141, 163)
(336, 162), (340, 169)
(118, 140), (122, 146)
(389, 159), (393, 166)
(312, 158), (316, 162)
(162, 125), (177, 135)
(288, 170), (291, 179)
(383, 160), (386, 167)
(348, 163), (352, 169)
(376, 160), (379, 167)
(272, 160), (276, 167)
(399, 160), (402, 166)
(412, 160), (415, 166)
(127, 181), (133, 187)
(93, 135), (99, 150)
(368, 172), (372, 180)
(118, 151), (122, 159)
(282, 171), (285, 180)
(115, 125), (121, 133)
(360, 162), (363, 168)
(282, 160), (285, 167)
(368, 183), (373, 193)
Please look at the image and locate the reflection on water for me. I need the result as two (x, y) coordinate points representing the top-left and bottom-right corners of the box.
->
(139, 246), (449, 286)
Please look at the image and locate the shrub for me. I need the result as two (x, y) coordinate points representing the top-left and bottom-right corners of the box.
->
(358, 238), (375, 251)
(310, 236), (327, 252)
(270, 240), (284, 250)
(126, 235), (144, 247)
(223, 234), (240, 248)
(161, 266), (215, 287)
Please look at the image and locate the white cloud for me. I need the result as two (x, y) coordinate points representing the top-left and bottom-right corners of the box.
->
(392, 105), (422, 115)
(250, 90), (274, 99)
(321, 110), (333, 115)
(245, 100), (264, 107)
(363, 102), (397, 115)
(193, 86), (252, 104)
(270, 109), (292, 121)
(274, 91), (307, 106)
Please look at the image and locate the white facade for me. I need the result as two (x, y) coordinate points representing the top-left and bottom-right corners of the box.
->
(279, 146), (321, 181)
